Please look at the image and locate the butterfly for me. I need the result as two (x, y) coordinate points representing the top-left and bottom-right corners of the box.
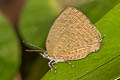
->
(24, 7), (105, 73)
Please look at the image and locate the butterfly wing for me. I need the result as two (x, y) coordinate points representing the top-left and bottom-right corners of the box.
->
(46, 7), (101, 61)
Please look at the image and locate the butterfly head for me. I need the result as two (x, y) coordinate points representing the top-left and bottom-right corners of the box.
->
(41, 51), (55, 61)
(41, 51), (49, 59)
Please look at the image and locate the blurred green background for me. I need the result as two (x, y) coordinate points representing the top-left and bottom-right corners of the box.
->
(0, 0), (120, 80)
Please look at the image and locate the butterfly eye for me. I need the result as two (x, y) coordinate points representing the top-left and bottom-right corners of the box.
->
(44, 53), (48, 57)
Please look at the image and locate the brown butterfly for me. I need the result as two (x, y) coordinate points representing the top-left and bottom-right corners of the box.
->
(24, 7), (105, 73)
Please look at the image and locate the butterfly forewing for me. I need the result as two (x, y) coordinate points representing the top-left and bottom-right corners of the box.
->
(46, 7), (101, 61)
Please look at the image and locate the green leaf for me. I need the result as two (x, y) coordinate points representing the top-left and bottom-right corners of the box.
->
(42, 3), (120, 80)
(0, 13), (21, 80)
(19, 0), (120, 80)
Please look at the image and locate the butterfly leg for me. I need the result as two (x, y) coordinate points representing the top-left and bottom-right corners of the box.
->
(51, 61), (57, 74)
(48, 60), (54, 71)
(100, 35), (107, 46)
(66, 61), (75, 68)
(102, 35), (106, 40)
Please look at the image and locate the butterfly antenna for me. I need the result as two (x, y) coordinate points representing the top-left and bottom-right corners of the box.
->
(22, 40), (45, 52)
